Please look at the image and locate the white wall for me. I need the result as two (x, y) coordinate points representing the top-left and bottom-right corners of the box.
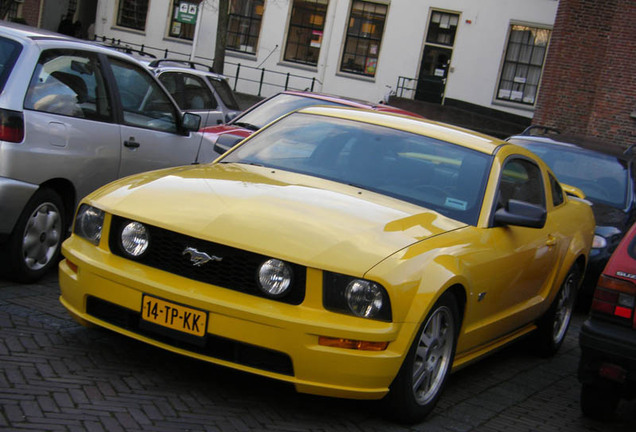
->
(96, 0), (558, 118)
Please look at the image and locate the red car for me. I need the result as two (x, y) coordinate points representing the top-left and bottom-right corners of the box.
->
(201, 90), (422, 154)
(578, 221), (636, 419)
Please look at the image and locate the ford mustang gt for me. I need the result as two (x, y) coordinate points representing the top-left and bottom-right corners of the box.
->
(59, 107), (595, 423)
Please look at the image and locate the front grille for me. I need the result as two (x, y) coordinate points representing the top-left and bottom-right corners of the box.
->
(108, 216), (306, 305)
(86, 296), (294, 376)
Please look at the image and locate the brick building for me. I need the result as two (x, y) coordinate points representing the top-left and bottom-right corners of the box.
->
(533, 0), (635, 149)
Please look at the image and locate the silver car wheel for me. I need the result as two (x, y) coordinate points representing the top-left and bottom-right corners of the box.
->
(552, 272), (576, 344)
(412, 305), (454, 405)
(21, 202), (62, 271)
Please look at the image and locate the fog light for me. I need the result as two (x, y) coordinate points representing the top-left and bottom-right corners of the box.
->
(257, 259), (292, 297)
(121, 222), (149, 257)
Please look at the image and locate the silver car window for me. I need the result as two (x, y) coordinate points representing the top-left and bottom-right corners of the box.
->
(108, 57), (178, 133)
(159, 72), (217, 110)
(24, 50), (111, 121)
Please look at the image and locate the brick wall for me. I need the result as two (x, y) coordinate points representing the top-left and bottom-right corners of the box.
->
(19, 0), (42, 27)
(533, 0), (635, 149)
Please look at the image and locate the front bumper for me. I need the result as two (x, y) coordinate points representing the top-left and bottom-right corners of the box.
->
(578, 317), (636, 398)
(59, 235), (415, 400)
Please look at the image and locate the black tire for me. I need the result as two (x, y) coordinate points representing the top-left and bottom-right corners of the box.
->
(536, 264), (580, 357)
(4, 188), (66, 283)
(580, 384), (619, 420)
(384, 291), (459, 424)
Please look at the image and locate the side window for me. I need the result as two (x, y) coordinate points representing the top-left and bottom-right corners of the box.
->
(498, 158), (545, 208)
(25, 50), (111, 122)
(158, 72), (217, 111)
(549, 173), (564, 207)
(108, 58), (178, 133)
(208, 77), (241, 110)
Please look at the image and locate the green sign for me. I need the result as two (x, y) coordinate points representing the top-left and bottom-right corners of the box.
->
(176, 2), (199, 24)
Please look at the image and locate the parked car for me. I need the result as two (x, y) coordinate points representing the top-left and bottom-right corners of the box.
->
(201, 90), (423, 154)
(578, 221), (636, 419)
(60, 106), (594, 424)
(0, 22), (211, 283)
(507, 127), (636, 305)
(147, 59), (242, 128)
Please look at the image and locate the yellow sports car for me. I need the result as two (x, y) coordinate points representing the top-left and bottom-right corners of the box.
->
(59, 107), (595, 423)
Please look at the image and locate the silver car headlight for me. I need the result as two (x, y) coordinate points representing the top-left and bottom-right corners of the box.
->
(257, 258), (292, 298)
(74, 204), (104, 245)
(120, 221), (150, 257)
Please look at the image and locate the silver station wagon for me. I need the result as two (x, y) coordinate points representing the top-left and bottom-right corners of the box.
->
(0, 22), (218, 283)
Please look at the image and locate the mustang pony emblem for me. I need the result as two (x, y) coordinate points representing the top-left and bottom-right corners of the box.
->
(182, 247), (223, 267)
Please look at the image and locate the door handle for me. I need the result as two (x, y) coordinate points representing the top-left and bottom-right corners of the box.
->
(124, 138), (140, 148)
(546, 235), (557, 247)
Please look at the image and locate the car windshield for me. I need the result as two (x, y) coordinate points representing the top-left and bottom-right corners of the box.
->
(233, 93), (347, 130)
(0, 36), (22, 92)
(221, 112), (492, 225)
(511, 139), (629, 208)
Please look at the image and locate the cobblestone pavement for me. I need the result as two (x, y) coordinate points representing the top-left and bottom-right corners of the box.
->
(1, 270), (634, 432)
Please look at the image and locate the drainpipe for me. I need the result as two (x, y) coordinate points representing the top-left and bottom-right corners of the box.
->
(317, 0), (339, 91)
(190, 2), (203, 62)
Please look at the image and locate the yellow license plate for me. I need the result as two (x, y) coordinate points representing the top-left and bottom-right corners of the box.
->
(141, 295), (207, 337)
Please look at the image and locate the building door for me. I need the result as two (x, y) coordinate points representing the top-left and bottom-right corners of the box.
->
(416, 11), (459, 104)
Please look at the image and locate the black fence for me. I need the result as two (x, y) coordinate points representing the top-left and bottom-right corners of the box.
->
(96, 35), (321, 97)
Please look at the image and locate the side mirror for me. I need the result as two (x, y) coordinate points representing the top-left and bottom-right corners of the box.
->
(494, 199), (546, 229)
(182, 112), (201, 132)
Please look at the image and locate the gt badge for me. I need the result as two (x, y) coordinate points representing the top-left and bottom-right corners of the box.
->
(182, 247), (223, 267)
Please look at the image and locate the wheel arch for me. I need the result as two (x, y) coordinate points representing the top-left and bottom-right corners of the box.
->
(38, 178), (76, 229)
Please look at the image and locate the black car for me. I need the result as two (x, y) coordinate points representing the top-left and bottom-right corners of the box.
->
(507, 127), (636, 306)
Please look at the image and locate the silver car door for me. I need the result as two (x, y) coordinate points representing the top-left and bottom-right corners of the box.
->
(107, 57), (203, 177)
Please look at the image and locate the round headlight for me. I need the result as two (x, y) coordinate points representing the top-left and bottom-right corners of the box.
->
(257, 259), (292, 297)
(120, 222), (149, 257)
(345, 280), (384, 318)
(75, 205), (104, 245)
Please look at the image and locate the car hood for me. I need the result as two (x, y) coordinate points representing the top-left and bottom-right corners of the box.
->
(87, 163), (466, 275)
(201, 124), (252, 139)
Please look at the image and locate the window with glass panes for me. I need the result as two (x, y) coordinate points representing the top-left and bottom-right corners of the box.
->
(227, 0), (264, 54)
(169, 0), (196, 40)
(340, 0), (387, 77)
(496, 25), (551, 106)
(283, 0), (329, 66)
(426, 11), (459, 46)
(116, 0), (148, 31)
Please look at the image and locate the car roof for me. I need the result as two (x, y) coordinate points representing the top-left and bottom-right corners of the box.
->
(146, 59), (228, 80)
(508, 131), (633, 162)
(282, 90), (384, 109)
(298, 105), (505, 155)
(0, 21), (150, 65)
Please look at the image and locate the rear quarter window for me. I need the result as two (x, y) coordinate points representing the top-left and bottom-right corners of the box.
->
(0, 37), (22, 92)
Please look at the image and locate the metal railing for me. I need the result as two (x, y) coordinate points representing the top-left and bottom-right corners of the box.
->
(96, 35), (322, 97)
(395, 76), (418, 99)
